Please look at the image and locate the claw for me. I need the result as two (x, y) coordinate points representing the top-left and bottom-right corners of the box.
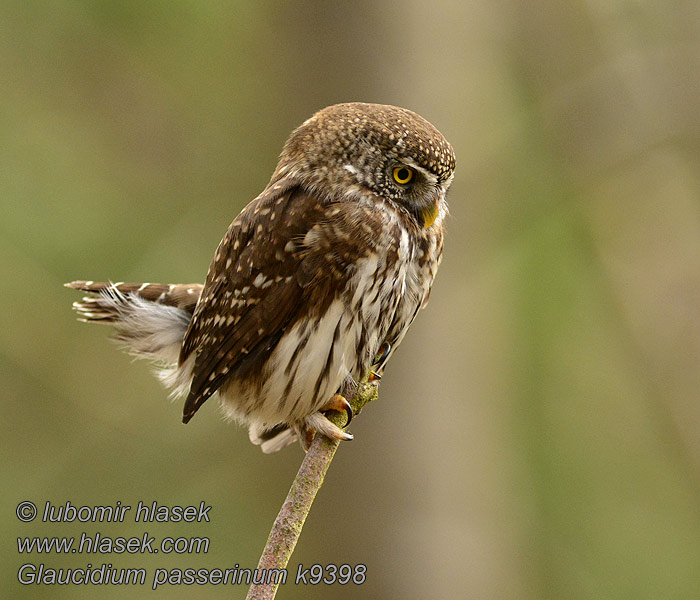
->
(298, 411), (354, 451)
(369, 342), (392, 381)
(375, 341), (391, 363)
(321, 394), (353, 428)
(296, 394), (355, 452)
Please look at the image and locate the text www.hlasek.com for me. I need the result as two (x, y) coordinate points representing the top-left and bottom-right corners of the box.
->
(18, 531), (209, 555)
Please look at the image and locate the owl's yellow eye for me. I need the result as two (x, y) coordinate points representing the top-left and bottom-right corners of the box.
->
(392, 166), (414, 185)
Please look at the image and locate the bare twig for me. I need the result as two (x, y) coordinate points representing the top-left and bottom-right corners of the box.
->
(246, 381), (378, 600)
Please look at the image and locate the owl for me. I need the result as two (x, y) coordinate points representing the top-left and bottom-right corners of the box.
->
(67, 102), (455, 452)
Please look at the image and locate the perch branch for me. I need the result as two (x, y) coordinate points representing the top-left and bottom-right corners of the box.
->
(245, 380), (378, 600)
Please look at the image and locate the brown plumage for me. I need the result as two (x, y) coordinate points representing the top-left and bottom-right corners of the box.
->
(67, 102), (455, 452)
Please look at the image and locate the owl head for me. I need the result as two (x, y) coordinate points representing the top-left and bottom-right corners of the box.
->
(272, 102), (456, 229)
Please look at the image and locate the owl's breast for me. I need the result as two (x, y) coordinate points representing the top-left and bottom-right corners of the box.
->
(374, 222), (444, 364)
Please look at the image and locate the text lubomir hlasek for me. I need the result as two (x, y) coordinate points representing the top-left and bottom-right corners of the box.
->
(41, 501), (211, 523)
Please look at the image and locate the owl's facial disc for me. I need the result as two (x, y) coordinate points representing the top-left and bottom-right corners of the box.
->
(386, 160), (446, 229)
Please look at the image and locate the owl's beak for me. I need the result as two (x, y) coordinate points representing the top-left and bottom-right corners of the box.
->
(422, 199), (439, 229)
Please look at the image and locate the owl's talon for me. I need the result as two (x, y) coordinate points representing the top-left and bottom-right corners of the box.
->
(369, 341), (392, 381)
(299, 411), (353, 451)
(375, 341), (391, 363)
(321, 394), (353, 427)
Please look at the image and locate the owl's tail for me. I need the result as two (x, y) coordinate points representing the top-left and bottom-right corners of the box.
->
(66, 280), (298, 452)
(66, 280), (202, 368)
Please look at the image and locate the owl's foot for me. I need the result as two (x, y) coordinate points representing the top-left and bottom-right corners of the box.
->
(298, 398), (354, 451)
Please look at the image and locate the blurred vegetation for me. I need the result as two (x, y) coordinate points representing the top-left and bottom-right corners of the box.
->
(2, 1), (700, 598)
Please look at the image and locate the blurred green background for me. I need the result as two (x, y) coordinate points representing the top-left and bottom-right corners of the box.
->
(3, 1), (700, 598)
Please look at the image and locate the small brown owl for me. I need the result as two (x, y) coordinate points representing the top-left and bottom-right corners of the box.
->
(67, 103), (455, 452)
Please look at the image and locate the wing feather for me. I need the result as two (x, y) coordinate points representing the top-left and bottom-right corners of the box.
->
(181, 180), (327, 422)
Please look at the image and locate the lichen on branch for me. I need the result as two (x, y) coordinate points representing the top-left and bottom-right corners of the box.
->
(246, 380), (378, 600)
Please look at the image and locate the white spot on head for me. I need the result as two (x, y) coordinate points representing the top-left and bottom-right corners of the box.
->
(303, 229), (320, 246)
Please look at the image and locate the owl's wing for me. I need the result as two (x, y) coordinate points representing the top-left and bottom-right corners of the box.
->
(179, 181), (383, 423)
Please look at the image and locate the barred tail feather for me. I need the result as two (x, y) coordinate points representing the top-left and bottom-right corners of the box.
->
(66, 281), (202, 397)
(69, 280), (306, 453)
